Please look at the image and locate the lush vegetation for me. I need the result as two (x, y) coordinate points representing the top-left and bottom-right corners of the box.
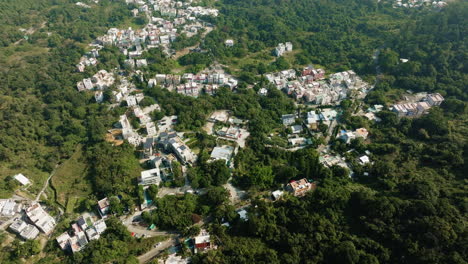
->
(0, 0), (466, 263)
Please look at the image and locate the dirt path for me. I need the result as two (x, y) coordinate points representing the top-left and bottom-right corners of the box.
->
(35, 164), (59, 202)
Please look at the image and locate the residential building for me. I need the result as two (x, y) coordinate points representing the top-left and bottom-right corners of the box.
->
(291, 125), (303, 134)
(288, 137), (307, 146)
(282, 114), (295, 126)
(194, 229), (214, 253)
(143, 137), (155, 157)
(426, 93), (444, 106)
(140, 168), (162, 186)
(9, 219), (40, 240)
(225, 39), (234, 47)
(258, 88), (268, 96)
(286, 178), (316, 197)
(70, 231), (88, 253)
(355, 128), (369, 139)
(95, 91), (104, 103)
(9, 219), (28, 234)
(237, 209), (248, 221)
(13, 173), (31, 186)
(19, 224), (40, 240)
(97, 198), (110, 218)
(272, 190), (284, 200)
(25, 203), (56, 235)
(167, 137), (196, 164)
(274, 42), (293, 57)
(359, 155), (370, 165)
(0, 199), (21, 216)
(319, 109), (338, 121)
(56, 232), (72, 250)
(210, 145), (234, 164)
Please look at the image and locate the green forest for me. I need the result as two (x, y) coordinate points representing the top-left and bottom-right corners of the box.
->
(0, 0), (466, 263)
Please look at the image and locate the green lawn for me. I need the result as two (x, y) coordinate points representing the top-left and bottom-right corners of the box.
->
(51, 145), (92, 210)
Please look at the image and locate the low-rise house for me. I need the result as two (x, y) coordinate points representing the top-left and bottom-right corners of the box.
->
(97, 198), (110, 218)
(70, 231), (88, 253)
(286, 178), (316, 197)
(272, 190), (284, 200)
(19, 224), (40, 240)
(56, 232), (72, 250)
(0, 199), (22, 216)
(95, 91), (104, 103)
(340, 131), (356, 144)
(359, 155), (370, 165)
(274, 42), (293, 57)
(282, 114), (295, 126)
(146, 122), (157, 136)
(136, 59), (148, 68)
(210, 145), (234, 164)
(9, 219), (40, 240)
(168, 137), (196, 164)
(237, 209), (248, 221)
(85, 219), (107, 241)
(288, 137), (307, 146)
(13, 173), (31, 186)
(25, 203), (56, 235)
(92, 70), (115, 90)
(143, 137), (155, 157)
(355, 128), (369, 139)
(140, 168), (162, 186)
(258, 88), (268, 96)
(339, 128), (368, 143)
(194, 229), (214, 253)
(225, 39), (234, 47)
(77, 78), (94, 91)
(319, 109), (338, 121)
(426, 93), (444, 106)
(291, 125), (303, 134)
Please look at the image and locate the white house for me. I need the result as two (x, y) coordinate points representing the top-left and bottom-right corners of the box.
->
(140, 168), (161, 186)
(13, 173), (31, 186)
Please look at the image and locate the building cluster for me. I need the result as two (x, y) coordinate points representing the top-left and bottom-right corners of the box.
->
(148, 72), (238, 97)
(56, 215), (107, 253)
(338, 128), (369, 144)
(319, 152), (349, 169)
(266, 66), (371, 105)
(3, 200), (56, 240)
(393, 0), (447, 8)
(274, 42), (293, 57)
(392, 93), (444, 117)
(77, 70), (115, 92)
(94, 0), (217, 57)
(76, 47), (100, 72)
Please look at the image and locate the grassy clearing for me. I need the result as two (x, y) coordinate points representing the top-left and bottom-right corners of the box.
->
(51, 145), (92, 210)
(0, 164), (49, 199)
